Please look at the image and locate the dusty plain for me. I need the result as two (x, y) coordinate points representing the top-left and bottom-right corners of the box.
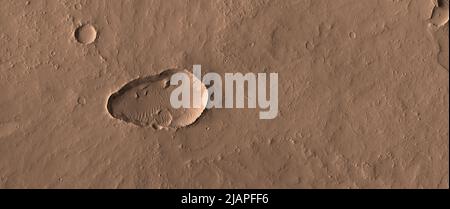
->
(0, 0), (448, 188)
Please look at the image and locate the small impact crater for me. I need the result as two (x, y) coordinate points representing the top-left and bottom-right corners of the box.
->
(428, 0), (449, 70)
(107, 69), (208, 130)
(75, 24), (97, 45)
(430, 0), (449, 27)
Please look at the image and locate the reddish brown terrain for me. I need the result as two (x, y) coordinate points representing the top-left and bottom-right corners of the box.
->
(0, 0), (448, 188)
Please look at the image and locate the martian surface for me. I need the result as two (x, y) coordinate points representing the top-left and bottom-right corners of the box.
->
(0, 0), (448, 188)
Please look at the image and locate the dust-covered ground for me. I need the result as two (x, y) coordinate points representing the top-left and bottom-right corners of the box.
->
(0, 0), (448, 188)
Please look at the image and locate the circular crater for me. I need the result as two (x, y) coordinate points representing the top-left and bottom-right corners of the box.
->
(75, 24), (97, 45)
